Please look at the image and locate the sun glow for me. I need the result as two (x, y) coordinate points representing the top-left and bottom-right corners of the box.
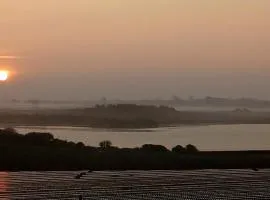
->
(0, 71), (9, 82)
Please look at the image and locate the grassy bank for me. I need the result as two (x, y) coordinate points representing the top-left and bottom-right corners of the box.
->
(1, 128), (269, 171)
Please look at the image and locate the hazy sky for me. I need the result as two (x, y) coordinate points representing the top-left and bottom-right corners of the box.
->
(1, 0), (270, 100)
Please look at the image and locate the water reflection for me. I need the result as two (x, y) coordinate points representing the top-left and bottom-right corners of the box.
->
(14, 124), (270, 151)
(0, 172), (9, 200)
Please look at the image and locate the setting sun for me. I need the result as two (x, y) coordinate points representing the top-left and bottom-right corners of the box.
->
(0, 71), (9, 82)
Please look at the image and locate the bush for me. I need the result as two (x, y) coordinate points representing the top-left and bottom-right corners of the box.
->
(99, 140), (112, 149)
(186, 144), (199, 152)
(25, 132), (54, 145)
(141, 144), (169, 152)
(3, 127), (18, 134)
(76, 142), (85, 148)
(172, 145), (186, 153)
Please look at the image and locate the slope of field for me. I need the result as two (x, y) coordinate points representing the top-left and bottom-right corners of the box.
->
(1, 170), (270, 199)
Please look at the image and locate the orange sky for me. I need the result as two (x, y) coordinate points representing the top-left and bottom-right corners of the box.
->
(0, 0), (270, 99)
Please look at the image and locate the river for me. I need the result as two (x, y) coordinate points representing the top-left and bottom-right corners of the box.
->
(13, 124), (270, 151)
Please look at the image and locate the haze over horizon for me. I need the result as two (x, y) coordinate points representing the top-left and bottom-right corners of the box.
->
(1, 0), (270, 100)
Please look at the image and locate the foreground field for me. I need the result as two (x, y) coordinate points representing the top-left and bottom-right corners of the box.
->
(1, 169), (270, 199)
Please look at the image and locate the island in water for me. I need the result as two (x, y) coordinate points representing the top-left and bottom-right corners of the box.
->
(1, 104), (270, 128)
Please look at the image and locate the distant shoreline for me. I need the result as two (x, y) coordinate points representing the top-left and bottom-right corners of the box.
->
(4, 96), (270, 109)
(2, 122), (270, 130)
(1, 104), (270, 128)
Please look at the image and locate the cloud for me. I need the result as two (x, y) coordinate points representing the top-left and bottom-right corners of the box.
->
(0, 55), (21, 60)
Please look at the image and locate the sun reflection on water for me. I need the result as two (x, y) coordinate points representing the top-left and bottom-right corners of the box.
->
(0, 172), (8, 193)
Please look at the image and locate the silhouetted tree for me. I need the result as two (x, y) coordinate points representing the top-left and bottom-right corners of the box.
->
(99, 140), (112, 149)
(172, 145), (186, 153)
(172, 95), (181, 102)
(25, 132), (54, 145)
(67, 141), (76, 147)
(52, 138), (67, 147)
(76, 142), (85, 148)
(186, 144), (199, 152)
(141, 144), (169, 152)
(3, 127), (18, 134)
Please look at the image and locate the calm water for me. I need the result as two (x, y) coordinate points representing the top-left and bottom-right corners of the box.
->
(14, 124), (270, 151)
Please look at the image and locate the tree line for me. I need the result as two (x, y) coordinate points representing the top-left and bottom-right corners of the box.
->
(0, 128), (269, 171)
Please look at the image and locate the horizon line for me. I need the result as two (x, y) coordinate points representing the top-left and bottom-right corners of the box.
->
(0, 55), (21, 60)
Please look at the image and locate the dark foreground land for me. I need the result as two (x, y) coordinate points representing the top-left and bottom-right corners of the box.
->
(2, 170), (270, 199)
(1, 128), (270, 171)
(1, 104), (270, 128)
